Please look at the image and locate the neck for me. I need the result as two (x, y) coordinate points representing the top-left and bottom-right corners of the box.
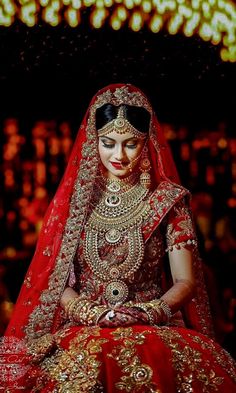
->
(102, 171), (139, 183)
(98, 171), (140, 193)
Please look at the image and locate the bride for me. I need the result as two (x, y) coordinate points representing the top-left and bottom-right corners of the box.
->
(4, 84), (236, 392)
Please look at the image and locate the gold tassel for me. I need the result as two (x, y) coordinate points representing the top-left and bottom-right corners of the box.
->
(139, 146), (151, 189)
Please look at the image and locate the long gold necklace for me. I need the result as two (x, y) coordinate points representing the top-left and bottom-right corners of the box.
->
(84, 177), (151, 306)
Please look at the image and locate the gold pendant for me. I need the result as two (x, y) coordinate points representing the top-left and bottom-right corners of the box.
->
(107, 181), (121, 193)
(105, 194), (121, 207)
(104, 280), (129, 305)
(105, 228), (121, 244)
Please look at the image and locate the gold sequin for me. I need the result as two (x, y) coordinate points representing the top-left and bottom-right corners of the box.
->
(107, 327), (157, 392)
(37, 327), (107, 392)
(155, 327), (225, 392)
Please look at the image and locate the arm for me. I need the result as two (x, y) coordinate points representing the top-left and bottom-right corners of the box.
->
(60, 286), (79, 309)
(161, 246), (195, 315)
(160, 197), (197, 317)
(123, 247), (195, 326)
(125, 198), (197, 325)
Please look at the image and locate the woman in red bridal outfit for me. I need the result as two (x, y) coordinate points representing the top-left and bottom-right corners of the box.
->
(4, 84), (236, 392)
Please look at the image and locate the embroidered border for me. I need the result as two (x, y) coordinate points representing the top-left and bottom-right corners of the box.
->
(24, 86), (154, 340)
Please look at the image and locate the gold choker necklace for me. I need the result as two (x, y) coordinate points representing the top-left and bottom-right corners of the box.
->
(97, 183), (148, 217)
(100, 172), (139, 193)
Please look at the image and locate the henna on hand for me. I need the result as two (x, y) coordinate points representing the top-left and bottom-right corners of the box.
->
(98, 310), (139, 327)
(117, 305), (149, 324)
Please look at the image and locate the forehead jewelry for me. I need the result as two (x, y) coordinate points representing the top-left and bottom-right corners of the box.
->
(97, 106), (147, 139)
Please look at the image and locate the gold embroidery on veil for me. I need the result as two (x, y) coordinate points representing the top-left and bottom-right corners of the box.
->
(24, 86), (155, 340)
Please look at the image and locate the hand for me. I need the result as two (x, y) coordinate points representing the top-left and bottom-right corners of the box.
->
(98, 305), (149, 327)
(118, 306), (149, 324)
(124, 302), (165, 325)
(98, 310), (139, 327)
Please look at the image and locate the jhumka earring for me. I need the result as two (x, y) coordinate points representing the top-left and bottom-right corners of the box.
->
(139, 146), (151, 189)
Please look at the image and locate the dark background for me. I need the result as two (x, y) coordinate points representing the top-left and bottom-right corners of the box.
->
(0, 19), (235, 127)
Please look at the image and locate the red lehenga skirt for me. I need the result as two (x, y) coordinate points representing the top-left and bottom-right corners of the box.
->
(25, 324), (236, 393)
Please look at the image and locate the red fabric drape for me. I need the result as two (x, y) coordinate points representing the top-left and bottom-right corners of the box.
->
(3, 85), (220, 392)
(5, 83), (184, 341)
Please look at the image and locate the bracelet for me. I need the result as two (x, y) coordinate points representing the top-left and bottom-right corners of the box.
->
(124, 299), (171, 325)
(78, 300), (95, 324)
(65, 297), (97, 324)
(159, 300), (172, 321)
(65, 297), (80, 320)
(132, 302), (156, 325)
(95, 307), (111, 324)
(144, 308), (155, 325)
(149, 299), (172, 323)
(86, 305), (109, 325)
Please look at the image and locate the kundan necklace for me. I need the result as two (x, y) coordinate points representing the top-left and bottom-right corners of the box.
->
(84, 175), (151, 306)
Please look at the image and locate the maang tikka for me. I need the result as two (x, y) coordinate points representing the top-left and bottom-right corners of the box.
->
(139, 146), (151, 189)
(97, 106), (147, 139)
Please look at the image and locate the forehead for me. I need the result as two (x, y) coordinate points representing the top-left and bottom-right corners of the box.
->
(98, 131), (140, 142)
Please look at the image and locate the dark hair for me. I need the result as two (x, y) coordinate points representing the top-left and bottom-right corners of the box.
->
(96, 104), (151, 134)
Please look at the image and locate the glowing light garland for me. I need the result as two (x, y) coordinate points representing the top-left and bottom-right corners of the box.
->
(0, 0), (235, 61)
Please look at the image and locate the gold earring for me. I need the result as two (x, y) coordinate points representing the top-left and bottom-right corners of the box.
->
(139, 146), (151, 189)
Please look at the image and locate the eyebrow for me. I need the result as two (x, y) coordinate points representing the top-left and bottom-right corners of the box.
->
(100, 136), (138, 142)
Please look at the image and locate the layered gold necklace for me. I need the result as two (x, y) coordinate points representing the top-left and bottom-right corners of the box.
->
(84, 174), (151, 306)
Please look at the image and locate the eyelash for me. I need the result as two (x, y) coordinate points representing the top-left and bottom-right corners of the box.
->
(102, 143), (137, 149)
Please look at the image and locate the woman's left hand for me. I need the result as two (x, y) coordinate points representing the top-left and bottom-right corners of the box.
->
(98, 306), (149, 327)
(98, 310), (139, 327)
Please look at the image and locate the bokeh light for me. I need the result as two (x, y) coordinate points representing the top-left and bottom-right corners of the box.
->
(0, 0), (235, 61)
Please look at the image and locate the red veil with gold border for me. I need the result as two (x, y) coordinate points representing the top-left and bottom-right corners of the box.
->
(5, 83), (214, 344)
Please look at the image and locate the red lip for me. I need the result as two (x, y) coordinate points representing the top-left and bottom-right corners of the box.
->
(110, 162), (124, 169)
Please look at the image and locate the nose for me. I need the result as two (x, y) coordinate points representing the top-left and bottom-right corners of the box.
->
(114, 144), (125, 161)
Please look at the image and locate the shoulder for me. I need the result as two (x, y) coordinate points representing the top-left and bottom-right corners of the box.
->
(143, 182), (191, 242)
(149, 181), (190, 213)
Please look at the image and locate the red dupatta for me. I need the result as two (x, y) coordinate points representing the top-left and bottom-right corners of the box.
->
(5, 83), (214, 343)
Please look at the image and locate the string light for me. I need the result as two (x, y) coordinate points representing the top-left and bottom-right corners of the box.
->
(117, 5), (128, 21)
(150, 14), (163, 33)
(0, 0), (235, 61)
(90, 7), (107, 28)
(129, 10), (143, 31)
(111, 15), (122, 29)
(65, 7), (80, 26)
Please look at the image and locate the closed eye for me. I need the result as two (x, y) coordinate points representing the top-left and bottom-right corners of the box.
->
(102, 142), (114, 149)
(101, 139), (138, 149)
(126, 143), (137, 149)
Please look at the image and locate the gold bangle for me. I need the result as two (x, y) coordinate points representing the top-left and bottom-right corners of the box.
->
(77, 301), (95, 324)
(133, 302), (155, 325)
(94, 306), (110, 325)
(144, 308), (155, 325)
(65, 297), (80, 320)
(73, 299), (90, 323)
(159, 300), (172, 321)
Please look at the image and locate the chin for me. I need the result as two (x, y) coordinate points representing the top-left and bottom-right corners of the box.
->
(108, 168), (129, 178)
(115, 173), (131, 180)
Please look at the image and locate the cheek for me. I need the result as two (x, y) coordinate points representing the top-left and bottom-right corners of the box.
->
(127, 150), (137, 161)
(98, 145), (111, 164)
(127, 145), (144, 163)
